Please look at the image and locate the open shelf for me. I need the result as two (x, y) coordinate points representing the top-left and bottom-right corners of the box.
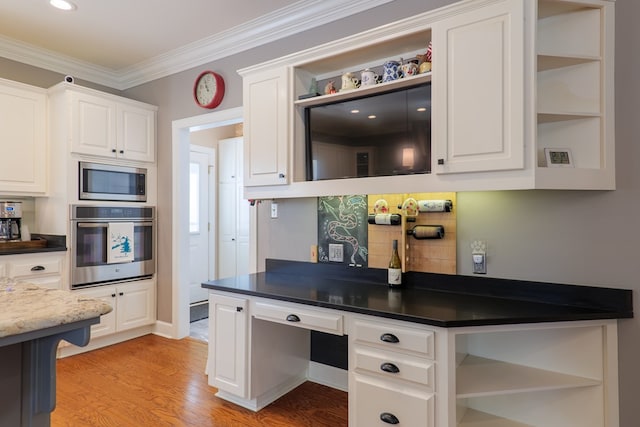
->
(537, 54), (599, 72)
(537, 111), (599, 123)
(538, 0), (594, 19)
(458, 408), (532, 427)
(456, 354), (601, 399)
(294, 72), (431, 108)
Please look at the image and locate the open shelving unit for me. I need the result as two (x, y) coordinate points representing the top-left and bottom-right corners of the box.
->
(535, 0), (613, 188)
(453, 323), (611, 427)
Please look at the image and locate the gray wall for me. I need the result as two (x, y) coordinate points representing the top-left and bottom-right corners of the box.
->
(2, 0), (638, 424)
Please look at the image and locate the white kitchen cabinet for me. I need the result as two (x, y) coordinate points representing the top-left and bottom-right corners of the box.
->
(0, 78), (47, 195)
(239, 0), (614, 199)
(432, 0), (524, 174)
(205, 290), (620, 426)
(240, 67), (289, 187)
(217, 137), (249, 280)
(453, 322), (618, 427)
(208, 292), (248, 398)
(2, 252), (66, 289)
(49, 82), (156, 164)
(74, 279), (156, 339)
(349, 316), (436, 427)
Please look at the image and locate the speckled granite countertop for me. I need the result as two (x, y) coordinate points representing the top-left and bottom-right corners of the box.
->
(0, 278), (112, 338)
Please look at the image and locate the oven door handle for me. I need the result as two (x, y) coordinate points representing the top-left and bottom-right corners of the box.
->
(76, 221), (153, 228)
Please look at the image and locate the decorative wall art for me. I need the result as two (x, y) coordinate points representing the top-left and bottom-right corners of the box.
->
(317, 195), (368, 266)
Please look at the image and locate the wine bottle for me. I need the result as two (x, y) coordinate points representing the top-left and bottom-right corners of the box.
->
(406, 225), (445, 239)
(388, 239), (402, 287)
(417, 199), (452, 212)
(368, 213), (401, 225)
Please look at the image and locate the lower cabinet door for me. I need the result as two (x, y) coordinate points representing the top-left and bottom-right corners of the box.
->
(116, 280), (156, 331)
(209, 293), (248, 398)
(352, 373), (434, 427)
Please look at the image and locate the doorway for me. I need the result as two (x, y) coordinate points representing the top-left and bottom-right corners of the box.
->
(188, 145), (215, 322)
(171, 107), (256, 340)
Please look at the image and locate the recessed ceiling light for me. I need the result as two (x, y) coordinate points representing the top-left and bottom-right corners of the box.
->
(350, 109), (360, 114)
(368, 115), (376, 119)
(417, 107), (427, 112)
(50, 0), (77, 11)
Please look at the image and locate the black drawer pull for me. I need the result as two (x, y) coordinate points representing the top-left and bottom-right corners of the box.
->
(30, 265), (45, 271)
(380, 412), (400, 424)
(380, 362), (400, 374)
(286, 314), (300, 322)
(380, 333), (399, 344)
(236, 306), (243, 312)
(111, 293), (116, 298)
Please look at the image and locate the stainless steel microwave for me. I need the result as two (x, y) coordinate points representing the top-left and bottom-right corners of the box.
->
(79, 162), (147, 202)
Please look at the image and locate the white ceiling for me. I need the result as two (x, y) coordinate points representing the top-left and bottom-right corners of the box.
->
(0, 0), (391, 90)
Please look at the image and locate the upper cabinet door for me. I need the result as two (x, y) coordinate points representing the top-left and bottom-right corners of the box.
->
(71, 91), (156, 162)
(118, 103), (156, 163)
(432, 0), (524, 174)
(243, 67), (289, 187)
(71, 91), (118, 158)
(0, 80), (47, 194)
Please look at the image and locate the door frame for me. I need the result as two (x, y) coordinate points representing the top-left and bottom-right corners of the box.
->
(171, 107), (254, 339)
(189, 144), (216, 303)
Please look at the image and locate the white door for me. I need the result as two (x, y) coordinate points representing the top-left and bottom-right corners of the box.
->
(217, 137), (250, 279)
(189, 146), (215, 304)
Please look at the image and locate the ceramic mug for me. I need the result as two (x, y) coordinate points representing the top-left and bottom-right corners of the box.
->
(401, 62), (418, 78)
(340, 72), (360, 91)
(382, 60), (402, 82)
(361, 69), (380, 87)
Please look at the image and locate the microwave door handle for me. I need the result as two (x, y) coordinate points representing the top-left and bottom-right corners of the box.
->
(76, 222), (153, 227)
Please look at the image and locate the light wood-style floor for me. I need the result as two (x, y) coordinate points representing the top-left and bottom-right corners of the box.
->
(52, 334), (348, 427)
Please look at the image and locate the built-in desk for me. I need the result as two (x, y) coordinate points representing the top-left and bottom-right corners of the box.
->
(202, 259), (632, 427)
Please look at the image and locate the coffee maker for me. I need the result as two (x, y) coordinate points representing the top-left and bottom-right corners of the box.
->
(0, 201), (22, 242)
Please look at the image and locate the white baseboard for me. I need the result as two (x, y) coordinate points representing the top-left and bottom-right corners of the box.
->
(216, 372), (308, 412)
(307, 361), (348, 392)
(57, 325), (153, 358)
(153, 320), (175, 338)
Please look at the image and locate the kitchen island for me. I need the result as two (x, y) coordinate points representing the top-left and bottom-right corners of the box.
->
(203, 259), (632, 427)
(0, 279), (112, 427)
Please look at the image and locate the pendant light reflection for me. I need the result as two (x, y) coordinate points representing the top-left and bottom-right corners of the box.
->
(50, 0), (77, 11)
(402, 148), (415, 168)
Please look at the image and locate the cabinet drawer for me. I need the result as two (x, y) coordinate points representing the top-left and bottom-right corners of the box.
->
(352, 373), (434, 427)
(252, 300), (343, 335)
(9, 258), (62, 278)
(352, 318), (435, 358)
(354, 345), (434, 389)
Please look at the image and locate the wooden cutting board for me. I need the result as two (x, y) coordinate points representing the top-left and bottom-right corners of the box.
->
(0, 237), (47, 250)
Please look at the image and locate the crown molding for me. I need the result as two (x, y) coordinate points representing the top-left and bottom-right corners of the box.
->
(0, 0), (391, 90)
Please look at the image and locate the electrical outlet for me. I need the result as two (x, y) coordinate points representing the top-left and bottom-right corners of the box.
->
(471, 240), (487, 274)
(310, 245), (318, 263)
(270, 202), (278, 218)
(472, 253), (486, 274)
(328, 244), (344, 262)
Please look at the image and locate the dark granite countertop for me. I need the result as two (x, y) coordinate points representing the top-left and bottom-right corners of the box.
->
(202, 259), (633, 328)
(0, 234), (67, 256)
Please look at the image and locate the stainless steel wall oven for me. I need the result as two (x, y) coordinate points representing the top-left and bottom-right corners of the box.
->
(70, 205), (155, 289)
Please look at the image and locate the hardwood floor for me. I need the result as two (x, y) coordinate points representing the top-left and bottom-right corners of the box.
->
(52, 334), (348, 427)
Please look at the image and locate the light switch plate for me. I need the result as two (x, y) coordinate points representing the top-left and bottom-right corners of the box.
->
(328, 244), (344, 262)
